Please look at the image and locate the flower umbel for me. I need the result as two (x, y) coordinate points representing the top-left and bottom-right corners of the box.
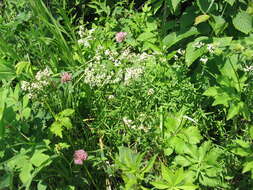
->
(61, 72), (72, 83)
(116, 32), (127, 43)
(74, 149), (88, 165)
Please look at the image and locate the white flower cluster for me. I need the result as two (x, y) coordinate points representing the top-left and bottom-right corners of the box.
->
(193, 41), (205, 48)
(21, 67), (52, 99)
(174, 48), (185, 60)
(244, 65), (253, 72)
(122, 116), (148, 132)
(200, 57), (208, 64)
(83, 46), (154, 87)
(207, 44), (215, 54)
(124, 66), (144, 85)
(77, 26), (95, 48)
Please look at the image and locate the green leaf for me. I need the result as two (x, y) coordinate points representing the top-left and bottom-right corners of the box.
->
(37, 181), (47, 190)
(59, 109), (74, 117)
(161, 164), (173, 183)
(163, 27), (198, 49)
(249, 126), (253, 139)
(225, 0), (235, 6)
(243, 160), (253, 173)
(61, 117), (72, 129)
(0, 172), (13, 189)
(137, 32), (155, 42)
(19, 162), (33, 184)
(203, 87), (219, 97)
(150, 181), (169, 189)
(50, 122), (63, 138)
(233, 11), (253, 34)
(194, 14), (210, 25)
(168, 0), (181, 12)
(210, 15), (228, 35)
(184, 126), (203, 144)
(185, 41), (207, 66)
(141, 154), (157, 174)
(0, 60), (16, 81)
(22, 108), (31, 120)
(30, 150), (50, 167)
(227, 102), (240, 120)
(15, 61), (32, 75)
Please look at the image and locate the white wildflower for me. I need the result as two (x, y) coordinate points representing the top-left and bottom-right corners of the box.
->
(207, 44), (215, 53)
(200, 57), (208, 64)
(124, 66), (144, 85)
(194, 41), (205, 48)
(21, 81), (29, 91)
(147, 88), (155, 96)
(244, 65), (253, 72)
(123, 117), (133, 127)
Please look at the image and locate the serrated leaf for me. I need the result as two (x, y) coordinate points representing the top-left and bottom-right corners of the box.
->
(61, 117), (72, 129)
(194, 14), (210, 25)
(227, 102), (241, 120)
(59, 109), (74, 117)
(30, 150), (50, 167)
(184, 126), (203, 144)
(233, 11), (253, 34)
(50, 122), (63, 138)
(161, 164), (173, 183)
(203, 87), (219, 97)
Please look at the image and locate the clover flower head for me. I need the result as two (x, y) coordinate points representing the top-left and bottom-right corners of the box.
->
(61, 72), (72, 83)
(116, 32), (127, 43)
(74, 149), (88, 165)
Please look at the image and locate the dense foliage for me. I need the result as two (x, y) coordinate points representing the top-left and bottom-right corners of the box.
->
(0, 0), (253, 189)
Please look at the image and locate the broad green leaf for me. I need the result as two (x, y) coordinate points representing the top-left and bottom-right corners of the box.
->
(161, 164), (173, 184)
(233, 11), (253, 34)
(15, 61), (32, 75)
(137, 32), (155, 42)
(59, 109), (74, 117)
(203, 87), (219, 97)
(164, 147), (173, 156)
(0, 60), (16, 81)
(194, 14), (210, 25)
(174, 155), (192, 167)
(22, 108), (31, 120)
(61, 117), (72, 129)
(210, 15), (228, 35)
(227, 102), (241, 120)
(30, 150), (50, 167)
(19, 162), (33, 184)
(212, 94), (231, 107)
(185, 37), (208, 66)
(50, 122), (63, 138)
(184, 126), (203, 144)
(163, 27), (198, 49)
(243, 160), (253, 173)
(150, 181), (169, 189)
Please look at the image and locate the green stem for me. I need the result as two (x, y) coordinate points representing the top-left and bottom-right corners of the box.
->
(83, 165), (99, 190)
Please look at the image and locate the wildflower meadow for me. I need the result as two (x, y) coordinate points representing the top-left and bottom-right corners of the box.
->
(1, 0), (253, 189)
